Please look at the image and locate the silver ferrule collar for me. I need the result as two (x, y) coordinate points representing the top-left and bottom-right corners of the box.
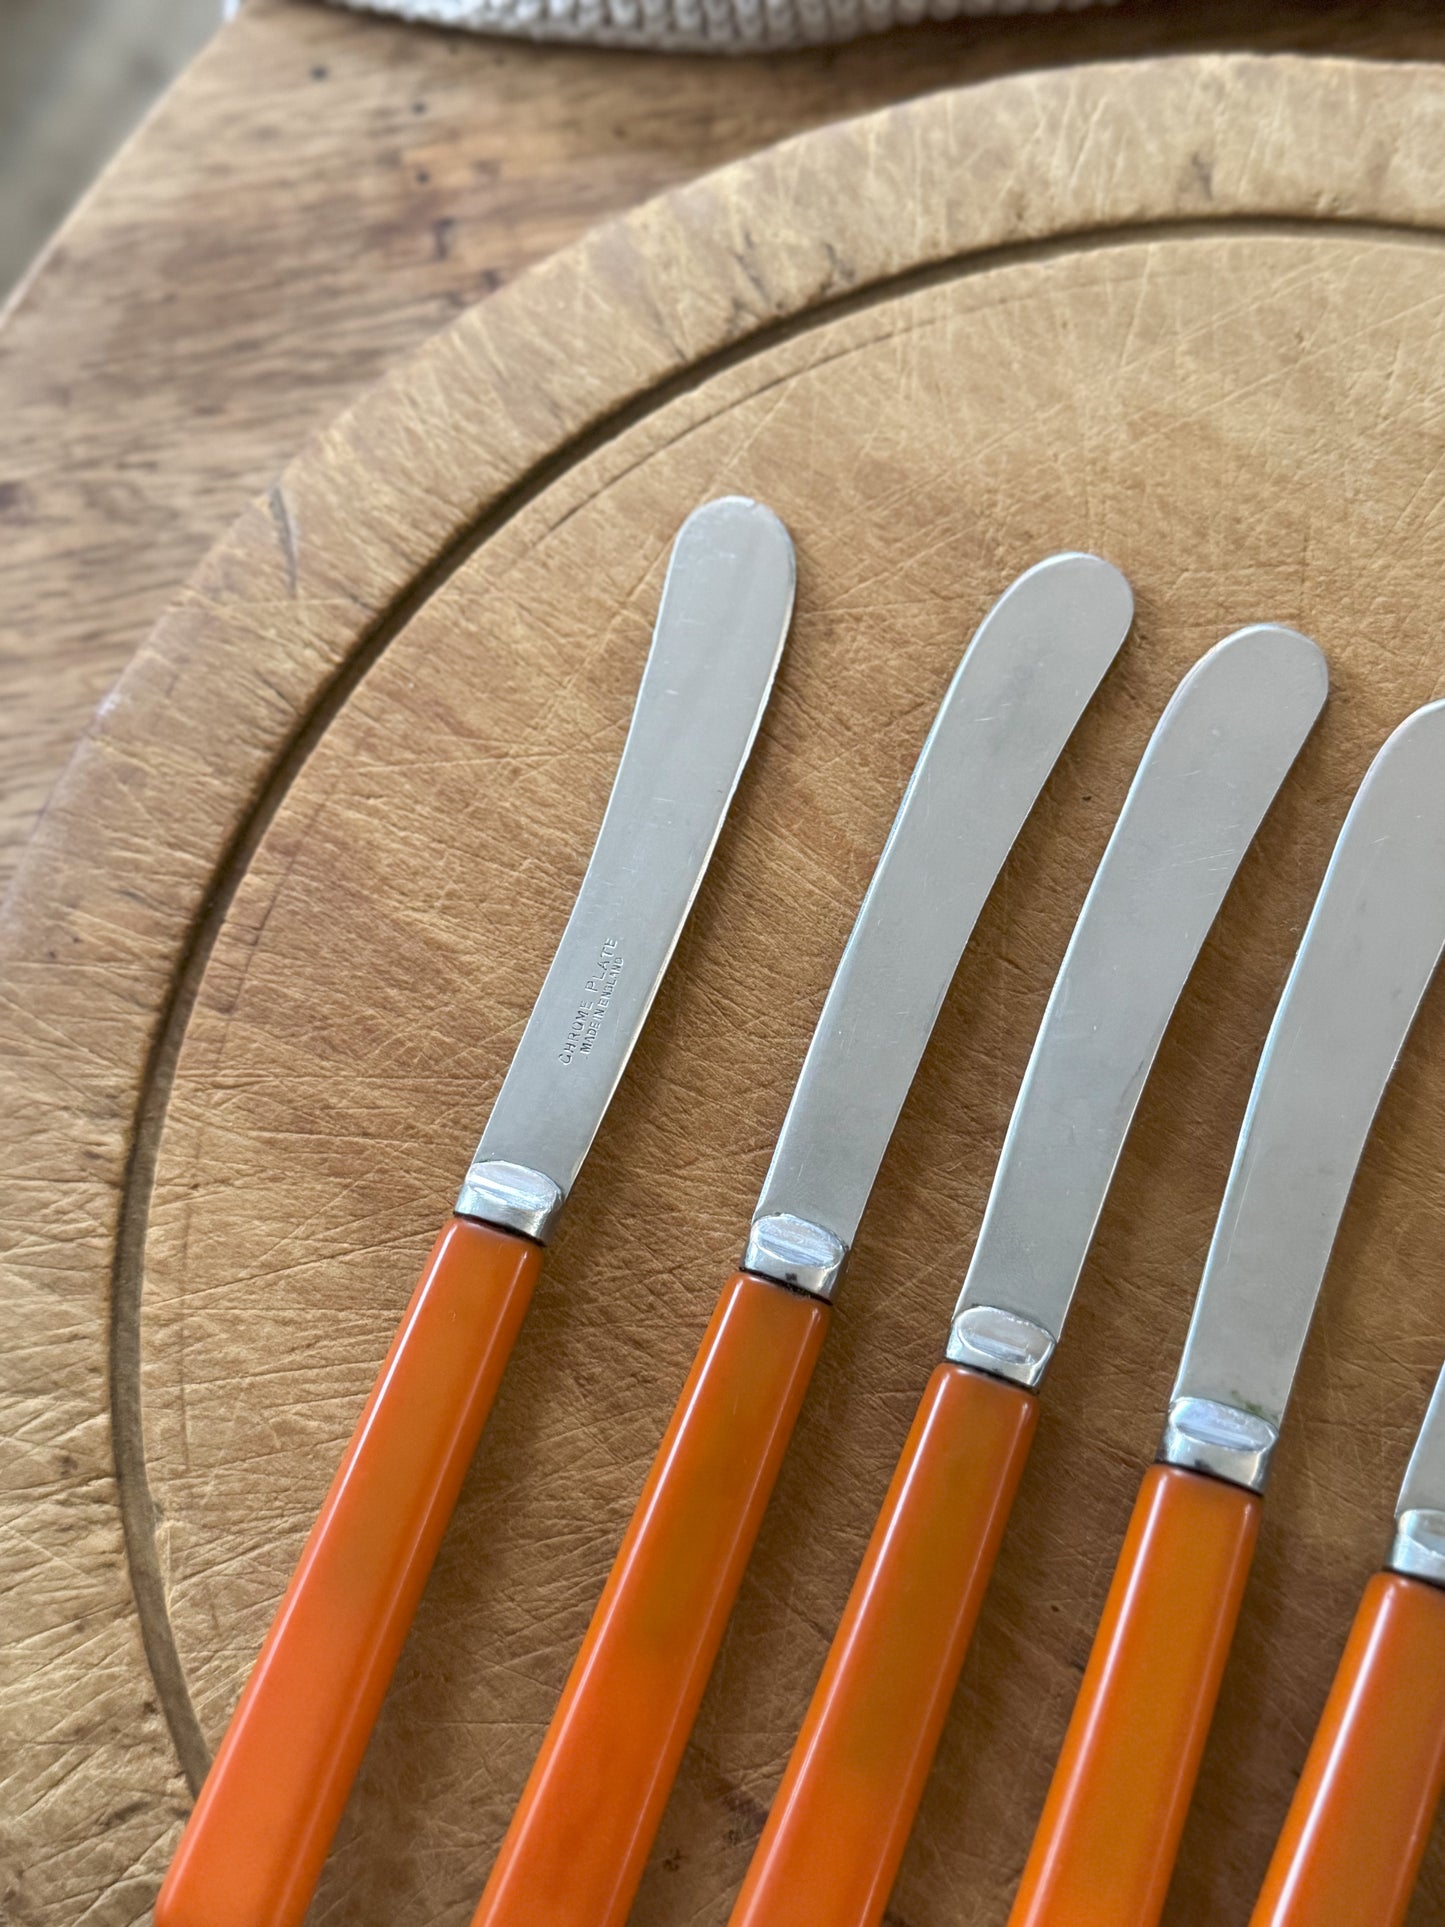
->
(743, 1212), (847, 1301)
(946, 1305), (1055, 1390)
(1388, 1509), (1445, 1588)
(1159, 1396), (1278, 1493)
(456, 1157), (565, 1244)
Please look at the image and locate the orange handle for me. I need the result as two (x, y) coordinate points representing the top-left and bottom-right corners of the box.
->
(471, 1271), (828, 1927)
(1250, 1570), (1445, 1927)
(1008, 1462), (1261, 1927)
(157, 1216), (541, 1927)
(729, 1361), (1037, 1927)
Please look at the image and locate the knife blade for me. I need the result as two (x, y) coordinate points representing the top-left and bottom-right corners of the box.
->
(726, 624), (1328, 1927)
(745, 554), (1132, 1292)
(1167, 700), (1445, 1476)
(1247, 1358), (1445, 1927)
(1395, 1363), (1445, 1569)
(1008, 698), (1445, 1927)
(469, 551), (1134, 1927)
(464, 497), (797, 1225)
(156, 495), (796, 1927)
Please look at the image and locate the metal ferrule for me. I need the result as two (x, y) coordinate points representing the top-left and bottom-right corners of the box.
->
(743, 1212), (848, 1301)
(1388, 1509), (1445, 1588)
(456, 1157), (565, 1244)
(945, 1305), (1055, 1390)
(1158, 1396), (1279, 1493)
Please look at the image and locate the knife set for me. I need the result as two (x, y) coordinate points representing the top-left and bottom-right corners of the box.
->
(156, 497), (1445, 1927)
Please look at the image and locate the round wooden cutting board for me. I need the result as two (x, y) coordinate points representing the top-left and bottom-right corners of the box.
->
(10, 51), (1445, 1927)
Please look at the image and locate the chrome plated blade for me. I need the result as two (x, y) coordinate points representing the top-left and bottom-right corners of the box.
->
(948, 625), (1327, 1389)
(1392, 1364), (1445, 1585)
(745, 552), (1133, 1300)
(459, 497), (795, 1240)
(1166, 700), (1445, 1491)
(1399, 1368), (1445, 1520)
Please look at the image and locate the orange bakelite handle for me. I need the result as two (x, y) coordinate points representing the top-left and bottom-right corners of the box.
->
(1250, 1570), (1445, 1927)
(157, 1216), (541, 1927)
(729, 1361), (1038, 1927)
(471, 1270), (829, 1927)
(1008, 1462), (1261, 1927)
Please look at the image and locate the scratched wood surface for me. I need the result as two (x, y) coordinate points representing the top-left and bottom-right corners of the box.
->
(10, 48), (1445, 1927)
(12, 0), (1445, 898)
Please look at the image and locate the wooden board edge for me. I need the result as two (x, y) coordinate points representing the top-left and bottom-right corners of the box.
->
(3, 48), (1445, 1916)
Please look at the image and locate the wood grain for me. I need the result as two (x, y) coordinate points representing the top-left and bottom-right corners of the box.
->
(10, 42), (1445, 1927)
(8, 0), (1445, 894)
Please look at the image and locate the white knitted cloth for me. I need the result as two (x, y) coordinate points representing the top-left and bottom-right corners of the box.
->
(336, 0), (1107, 54)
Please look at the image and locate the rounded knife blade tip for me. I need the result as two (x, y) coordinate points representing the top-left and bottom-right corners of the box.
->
(1378, 692), (1445, 760)
(1341, 696), (1445, 840)
(674, 494), (797, 579)
(1012, 549), (1136, 647)
(1174, 622), (1330, 735)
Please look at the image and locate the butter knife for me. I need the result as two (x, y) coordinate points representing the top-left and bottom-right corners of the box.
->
(157, 496), (797, 1927)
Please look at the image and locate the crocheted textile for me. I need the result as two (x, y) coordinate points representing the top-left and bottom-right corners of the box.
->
(336, 0), (1106, 55)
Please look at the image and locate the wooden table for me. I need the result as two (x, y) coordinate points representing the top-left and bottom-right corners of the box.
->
(5, 0), (1445, 895)
(10, 8), (1445, 1926)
